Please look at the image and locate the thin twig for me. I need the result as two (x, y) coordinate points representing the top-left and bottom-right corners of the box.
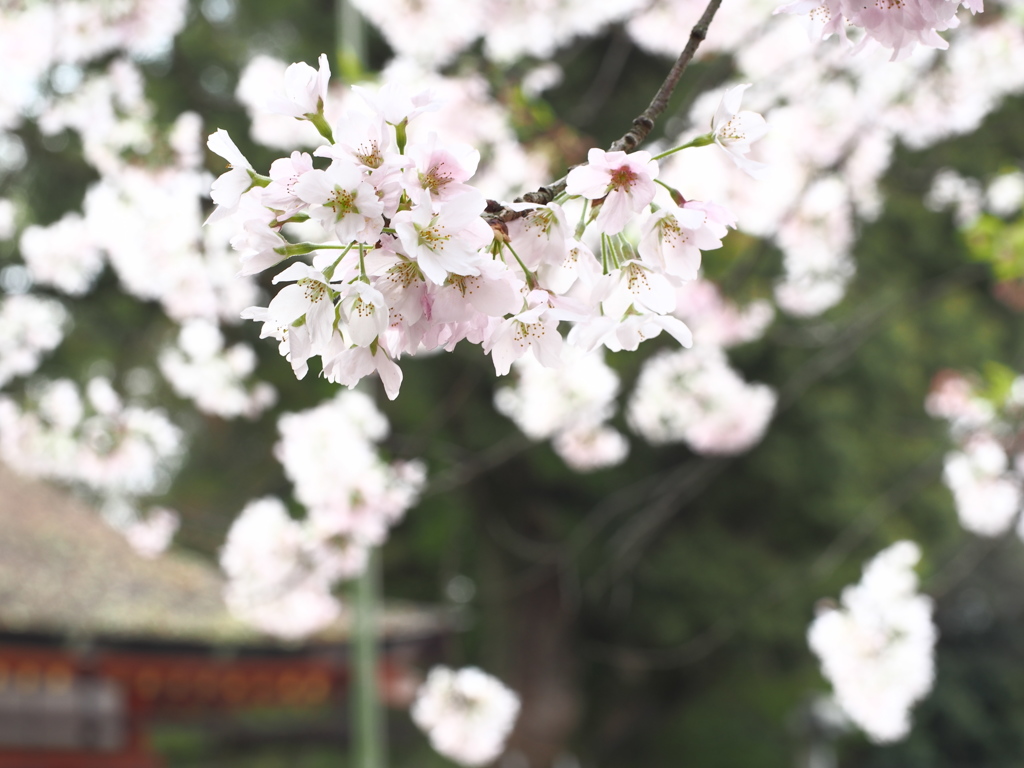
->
(608, 0), (722, 153)
(503, 0), (724, 211)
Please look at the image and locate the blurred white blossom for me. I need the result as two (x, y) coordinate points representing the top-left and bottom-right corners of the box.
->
(808, 541), (936, 743)
(627, 346), (776, 455)
(412, 666), (520, 767)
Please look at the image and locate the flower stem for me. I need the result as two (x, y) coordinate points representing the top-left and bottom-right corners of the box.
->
(307, 110), (335, 144)
(322, 241), (356, 280)
(274, 242), (352, 258)
(505, 242), (538, 289)
(575, 199), (590, 240)
(652, 133), (714, 161)
(358, 244), (369, 282)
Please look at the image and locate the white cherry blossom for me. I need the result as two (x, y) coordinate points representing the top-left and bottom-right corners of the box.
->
(269, 53), (331, 118)
(392, 190), (493, 284)
(710, 84), (769, 178)
(207, 128), (256, 224)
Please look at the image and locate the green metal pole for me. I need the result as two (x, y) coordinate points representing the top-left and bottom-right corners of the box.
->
(352, 548), (385, 768)
(337, 0), (367, 82)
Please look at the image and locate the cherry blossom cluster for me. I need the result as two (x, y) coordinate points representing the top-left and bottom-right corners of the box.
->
(158, 319), (276, 420)
(220, 496), (349, 639)
(775, 0), (983, 60)
(0, 0), (185, 132)
(926, 369), (1024, 537)
(0, 377), (184, 496)
(348, 0), (647, 68)
(0, 18), (267, 561)
(335, 0), (1002, 327)
(0, 376), (185, 556)
(411, 665), (521, 767)
(636, 0), (1021, 319)
(211, 57), (759, 401)
(627, 346), (778, 455)
(234, 56), (549, 203)
(0, 294), (68, 388)
(494, 282), (778, 466)
(0, 2), (242, 561)
(220, 391), (424, 638)
(494, 351), (628, 472)
(808, 540), (936, 743)
(926, 166), (1024, 227)
(120, 506), (180, 559)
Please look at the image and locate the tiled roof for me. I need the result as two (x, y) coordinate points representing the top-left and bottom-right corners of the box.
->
(0, 465), (451, 646)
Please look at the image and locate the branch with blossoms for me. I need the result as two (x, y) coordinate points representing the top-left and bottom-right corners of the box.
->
(198, 0), (1001, 761)
(207, 3), (770, 403)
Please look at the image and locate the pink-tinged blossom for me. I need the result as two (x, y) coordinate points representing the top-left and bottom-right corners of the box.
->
(0, 377), (184, 502)
(846, 0), (961, 59)
(673, 279), (775, 348)
(494, 351), (627, 472)
(494, 351), (620, 441)
(269, 53), (331, 118)
(565, 148), (659, 234)
(411, 666), (520, 767)
(506, 203), (571, 271)
(0, 295), (69, 387)
(485, 291), (563, 376)
(240, 305), (317, 379)
(637, 205), (710, 280)
(924, 369), (992, 433)
(263, 151), (315, 215)
(123, 507), (179, 559)
(638, 199), (734, 281)
(537, 238), (602, 295)
(392, 190), (492, 284)
(158, 319), (276, 420)
(229, 189), (291, 276)
(207, 129), (255, 223)
(553, 423), (630, 472)
(430, 261), (522, 324)
(711, 84), (768, 178)
(275, 392), (424, 546)
(319, 111), (395, 169)
(293, 162), (384, 244)
(370, 249), (431, 327)
(236, 54), (337, 149)
(19, 213), (104, 296)
(405, 134), (480, 202)
(348, 0), (485, 68)
(808, 541), (936, 743)
(323, 343), (405, 400)
(774, 0), (970, 59)
(600, 260), (678, 318)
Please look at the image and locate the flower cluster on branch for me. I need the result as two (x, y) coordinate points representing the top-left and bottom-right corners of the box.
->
(210, 58), (761, 401)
